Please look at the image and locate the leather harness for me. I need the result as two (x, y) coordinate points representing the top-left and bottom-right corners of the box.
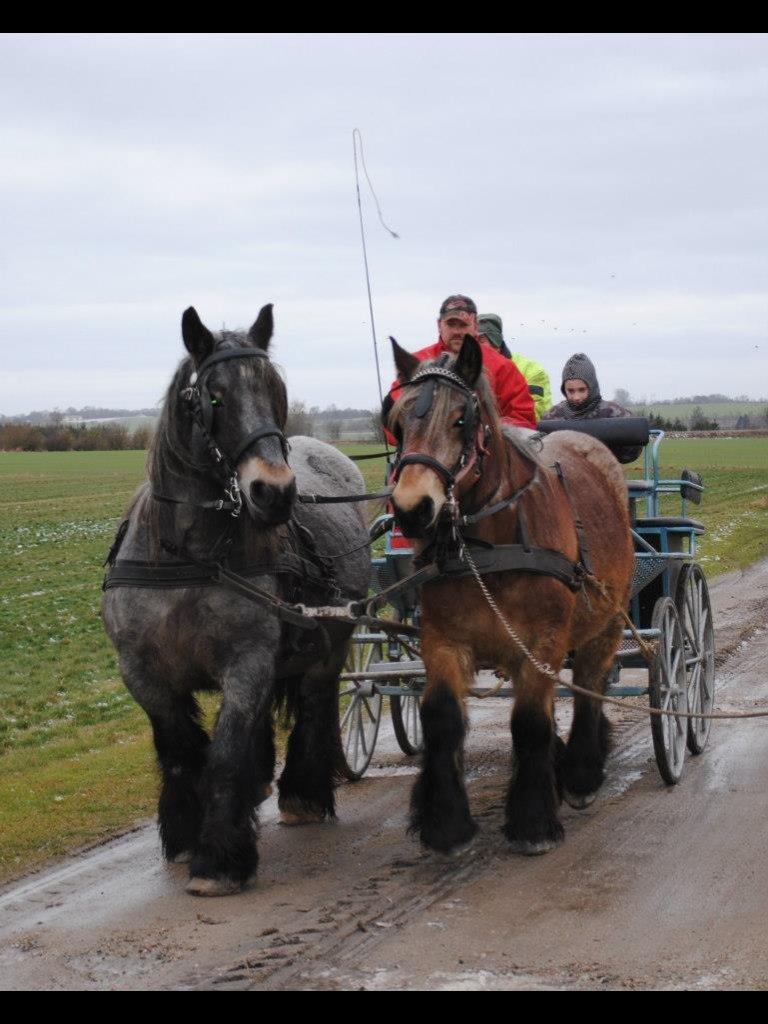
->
(103, 355), (591, 636)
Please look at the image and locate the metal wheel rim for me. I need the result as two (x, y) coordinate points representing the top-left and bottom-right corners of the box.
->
(677, 564), (715, 754)
(649, 598), (689, 784)
(388, 620), (424, 756)
(401, 693), (423, 750)
(391, 689), (424, 754)
(339, 630), (384, 780)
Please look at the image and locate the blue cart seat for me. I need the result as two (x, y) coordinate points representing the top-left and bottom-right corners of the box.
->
(634, 517), (705, 534)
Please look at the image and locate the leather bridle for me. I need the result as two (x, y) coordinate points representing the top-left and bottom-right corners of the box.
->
(391, 364), (491, 494)
(156, 346), (290, 518)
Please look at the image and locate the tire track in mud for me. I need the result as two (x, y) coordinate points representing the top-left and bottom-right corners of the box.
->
(195, 707), (657, 990)
(201, 795), (509, 989)
(201, 560), (768, 991)
(1, 560), (767, 990)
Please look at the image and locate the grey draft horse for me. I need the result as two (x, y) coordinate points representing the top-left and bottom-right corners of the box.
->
(101, 304), (370, 895)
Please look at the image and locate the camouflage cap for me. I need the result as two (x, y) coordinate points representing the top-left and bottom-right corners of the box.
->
(439, 294), (477, 319)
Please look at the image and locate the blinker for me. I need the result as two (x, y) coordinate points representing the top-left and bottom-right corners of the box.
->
(414, 378), (436, 419)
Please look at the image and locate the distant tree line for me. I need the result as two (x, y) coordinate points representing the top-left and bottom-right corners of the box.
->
(629, 405), (768, 431)
(616, 390), (768, 431)
(614, 391), (768, 408)
(6, 393), (768, 451)
(305, 405), (373, 422)
(644, 412), (690, 431)
(0, 422), (154, 451)
(659, 393), (767, 406)
(0, 405), (160, 426)
(285, 401), (383, 442)
(1, 403), (382, 451)
(631, 406), (721, 431)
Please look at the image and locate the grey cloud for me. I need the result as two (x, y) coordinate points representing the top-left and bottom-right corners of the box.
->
(1, 33), (766, 413)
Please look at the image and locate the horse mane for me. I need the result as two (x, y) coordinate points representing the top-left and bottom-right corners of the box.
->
(142, 329), (289, 561)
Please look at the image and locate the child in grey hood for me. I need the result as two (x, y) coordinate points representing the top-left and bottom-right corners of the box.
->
(541, 353), (642, 464)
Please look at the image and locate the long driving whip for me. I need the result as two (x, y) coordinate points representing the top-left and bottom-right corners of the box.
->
(352, 128), (399, 453)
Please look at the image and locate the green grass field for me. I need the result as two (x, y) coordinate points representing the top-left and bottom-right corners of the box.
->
(628, 401), (767, 423)
(626, 437), (768, 572)
(1, 439), (766, 882)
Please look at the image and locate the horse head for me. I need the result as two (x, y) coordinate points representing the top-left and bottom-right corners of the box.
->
(178, 304), (296, 525)
(387, 334), (498, 538)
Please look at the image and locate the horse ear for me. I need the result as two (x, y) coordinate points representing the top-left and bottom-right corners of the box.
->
(181, 307), (215, 364)
(248, 303), (274, 351)
(391, 337), (419, 383)
(454, 334), (482, 387)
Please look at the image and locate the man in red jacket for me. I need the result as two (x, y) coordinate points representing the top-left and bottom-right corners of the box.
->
(382, 294), (536, 440)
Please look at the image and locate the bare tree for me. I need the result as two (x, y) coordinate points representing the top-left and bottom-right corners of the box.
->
(368, 407), (386, 443)
(132, 425), (155, 449)
(285, 400), (314, 437)
(327, 420), (342, 442)
(690, 406), (719, 431)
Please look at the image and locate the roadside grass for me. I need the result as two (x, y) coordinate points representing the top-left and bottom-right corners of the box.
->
(0, 716), (155, 877)
(630, 438), (768, 573)
(0, 439), (766, 884)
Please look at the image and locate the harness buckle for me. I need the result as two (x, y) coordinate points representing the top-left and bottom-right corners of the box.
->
(225, 476), (243, 518)
(445, 484), (465, 559)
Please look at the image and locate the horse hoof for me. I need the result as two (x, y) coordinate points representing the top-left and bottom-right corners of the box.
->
(279, 798), (326, 825)
(563, 788), (597, 810)
(507, 838), (559, 856)
(185, 875), (248, 897)
(279, 808), (325, 826)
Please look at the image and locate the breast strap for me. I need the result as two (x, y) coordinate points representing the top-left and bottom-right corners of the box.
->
(432, 543), (584, 591)
(102, 550), (322, 591)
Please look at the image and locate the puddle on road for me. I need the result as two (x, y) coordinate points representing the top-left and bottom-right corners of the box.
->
(303, 964), (563, 990)
(363, 765), (420, 779)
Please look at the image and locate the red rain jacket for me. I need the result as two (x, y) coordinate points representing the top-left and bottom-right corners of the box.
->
(384, 338), (536, 444)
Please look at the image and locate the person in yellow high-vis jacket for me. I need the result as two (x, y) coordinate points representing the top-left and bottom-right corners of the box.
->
(478, 313), (552, 422)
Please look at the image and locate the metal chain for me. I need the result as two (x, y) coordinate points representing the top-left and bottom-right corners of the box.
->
(462, 546), (561, 683)
(582, 572), (656, 663)
(462, 546), (768, 722)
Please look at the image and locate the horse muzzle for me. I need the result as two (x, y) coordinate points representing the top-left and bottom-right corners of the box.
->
(391, 493), (438, 538)
(239, 457), (297, 525)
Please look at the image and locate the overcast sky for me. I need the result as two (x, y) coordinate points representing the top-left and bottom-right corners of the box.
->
(1, 32), (767, 415)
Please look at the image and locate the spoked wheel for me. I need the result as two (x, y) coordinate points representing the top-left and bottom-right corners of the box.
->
(648, 596), (689, 785)
(675, 562), (715, 755)
(388, 627), (424, 756)
(391, 687), (424, 756)
(338, 626), (385, 781)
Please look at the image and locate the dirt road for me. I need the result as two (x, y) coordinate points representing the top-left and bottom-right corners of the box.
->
(2, 560), (767, 990)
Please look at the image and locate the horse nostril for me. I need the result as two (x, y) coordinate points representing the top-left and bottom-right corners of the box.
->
(393, 496), (435, 537)
(250, 480), (268, 505)
(248, 476), (296, 524)
(416, 496), (434, 526)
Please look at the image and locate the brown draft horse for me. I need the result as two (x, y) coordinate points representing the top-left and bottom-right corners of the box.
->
(387, 335), (635, 855)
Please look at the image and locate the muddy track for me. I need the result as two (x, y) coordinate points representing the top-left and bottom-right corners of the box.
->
(1, 560), (767, 990)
